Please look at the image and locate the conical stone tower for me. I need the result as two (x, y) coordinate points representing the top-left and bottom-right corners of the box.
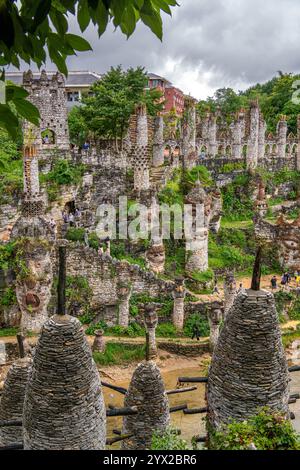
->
(207, 287), (290, 429)
(122, 360), (170, 450)
(0, 357), (32, 446)
(23, 247), (106, 449)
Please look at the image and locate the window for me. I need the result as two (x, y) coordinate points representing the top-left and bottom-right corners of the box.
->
(67, 91), (79, 102)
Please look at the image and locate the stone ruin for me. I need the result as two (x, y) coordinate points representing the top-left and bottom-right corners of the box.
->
(11, 139), (55, 334)
(22, 70), (70, 159)
(0, 357), (32, 446)
(172, 277), (186, 331)
(223, 271), (237, 317)
(254, 210), (300, 272)
(185, 179), (222, 274)
(207, 287), (290, 430)
(196, 103), (300, 171)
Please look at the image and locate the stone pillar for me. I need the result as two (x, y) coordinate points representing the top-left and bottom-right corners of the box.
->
(247, 100), (260, 169)
(144, 303), (158, 359)
(232, 117), (242, 159)
(258, 118), (267, 161)
(297, 115), (300, 171)
(11, 142), (55, 333)
(152, 115), (164, 167)
(23, 315), (106, 449)
(208, 115), (217, 157)
(254, 180), (268, 219)
(146, 243), (165, 274)
(207, 289), (290, 430)
(92, 329), (105, 353)
(277, 118), (288, 160)
(208, 302), (223, 351)
(122, 361), (170, 450)
(0, 357), (32, 446)
(209, 189), (222, 234)
(172, 278), (186, 330)
(185, 181), (209, 274)
(133, 104), (150, 191)
(182, 96), (197, 168)
(117, 283), (132, 328)
(223, 272), (237, 317)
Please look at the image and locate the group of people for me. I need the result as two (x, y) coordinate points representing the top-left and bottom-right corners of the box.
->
(271, 271), (300, 290)
(62, 208), (81, 227)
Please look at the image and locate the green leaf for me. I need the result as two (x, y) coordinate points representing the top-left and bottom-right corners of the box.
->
(6, 84), (29, 101)
(13, 98), (40, 126)
(65, 34), (92, 51)
(49, 9), (68, 36)
(120, 6), (137, 37)
(31, 0), (52, 32)
(152, 0), (171, 15)
(95, 1), (109, 36)
(48, 44), (68, 76)
(78, 0), (91, 32)
(0, 104), (19, 139)
(140, 0), (163, 40)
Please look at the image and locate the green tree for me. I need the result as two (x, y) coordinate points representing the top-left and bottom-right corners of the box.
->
(0, 0), (178, 137)
(79, 66), (164, 149)
(68, 105), (89, 146)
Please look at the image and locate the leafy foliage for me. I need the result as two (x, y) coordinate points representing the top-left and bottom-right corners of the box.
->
(77, 66), (164, 146)
(0, 0), (178, 136)
(151, 428), (190, 450)
(93, 342), (146, 366)
(0, 129), (23, 203)
(184, 314), (210, 338)
(210, 408), (300, 450)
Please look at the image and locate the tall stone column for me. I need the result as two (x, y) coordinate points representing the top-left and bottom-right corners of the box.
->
(208, 115), (217, 157)
(185, 180), (209, 274)
(152, 115), (164, 167)
(223, 272), (237, 317)
(208, 302), (223, 351)
(11, 141), (55, 334)
(258, 118), (267, 161)
(133, 104), (150, 191)
(297, 115), (300, 171)
(146, 195), (165, 273)
(254, 180), (268, 219)
(117, 283), (132, 328)
(182, 96), (197, 168)
(247, 100), (260, 169)
(144, 303), (158, 359)
(172, 278), (186, 330)
(277, 117), (288, 160)
(232, 117), (242, 159)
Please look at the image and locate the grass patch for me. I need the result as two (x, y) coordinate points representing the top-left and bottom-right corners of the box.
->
(0, 327), (19, 337)
(93, 342), (146, 366)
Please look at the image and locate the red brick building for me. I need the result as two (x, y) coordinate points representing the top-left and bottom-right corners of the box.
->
(148, 73), (184, 117)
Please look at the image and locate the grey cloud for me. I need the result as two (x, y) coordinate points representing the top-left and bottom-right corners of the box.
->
(13, 0), (300, 98)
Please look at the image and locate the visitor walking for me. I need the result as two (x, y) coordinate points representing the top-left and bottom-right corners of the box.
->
(191, 324), (201, 341)
(271, 276), (278, 290)
(69, 212), (74, 227)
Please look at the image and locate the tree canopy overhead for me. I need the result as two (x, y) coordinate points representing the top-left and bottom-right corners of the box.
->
(0, 0), (179, 137)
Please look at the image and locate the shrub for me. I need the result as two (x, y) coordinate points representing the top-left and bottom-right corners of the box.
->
(184, 314), (210, 338)
(156, 323), (177, 338)
(210, 408), (300, 450)
(1, 287), (17, 307)
(151, 428), (190, 450)
(65, 227), (85, 242)
(93, 343), (146, 366)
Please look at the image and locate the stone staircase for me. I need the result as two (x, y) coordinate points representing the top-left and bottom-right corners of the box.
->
(150, 167), (167, 190)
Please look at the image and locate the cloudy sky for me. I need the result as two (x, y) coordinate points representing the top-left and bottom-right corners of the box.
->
(13, 0), (300, 99)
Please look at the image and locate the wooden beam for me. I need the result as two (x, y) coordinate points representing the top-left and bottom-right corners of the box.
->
(0, 420), (22, 428)
(183, 407), (208, 415)
(170, 404), (188, 413)
(289, 366), (300, 373)
(101, 381), (127, 395)
(166, 386), (197, 395)
(106, 406), (138, 417)
(178, 377), (208, 384)
(57, 246), (66, 315)
(106, 434), (133, 446)
(0, 443), (23, 450)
